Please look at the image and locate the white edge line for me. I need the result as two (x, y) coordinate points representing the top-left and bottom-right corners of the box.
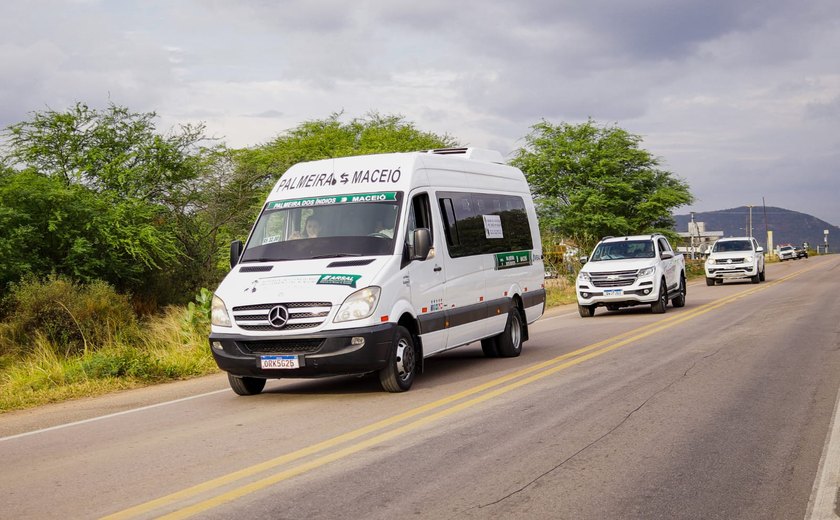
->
(0, 389), (229, 443)
(805, 377), (840, 519)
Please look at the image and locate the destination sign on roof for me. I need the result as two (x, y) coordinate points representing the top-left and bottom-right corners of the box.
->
(267, 192), (398, 210)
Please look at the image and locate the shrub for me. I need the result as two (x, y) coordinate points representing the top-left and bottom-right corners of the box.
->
(0, 275), (138, 357)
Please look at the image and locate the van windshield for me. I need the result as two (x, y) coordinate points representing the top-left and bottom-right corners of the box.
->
(590, 240), (655, 261)
(240, 192), (403, 262)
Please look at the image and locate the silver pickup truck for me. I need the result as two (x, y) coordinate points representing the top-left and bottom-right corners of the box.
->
(576, 234), (686, 317)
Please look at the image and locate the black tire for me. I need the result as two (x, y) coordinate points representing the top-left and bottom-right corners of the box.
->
(671, 275), (686, 308)
(379, 326), (417, 392)
(578, 304), (596, 318)
(651, 282), (668, 314)
(227, 373), (266, 396)
(481, 337), (500, 358)
(705, 277), (715, 286)
(496, 308), (524, 358)
(759, 268), (766, 281)
(751, 272), (760, 284)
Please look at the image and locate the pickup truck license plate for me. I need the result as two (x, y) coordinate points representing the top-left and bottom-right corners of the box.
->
(260, 355), (299, 369)
(604, 289), (623, 296)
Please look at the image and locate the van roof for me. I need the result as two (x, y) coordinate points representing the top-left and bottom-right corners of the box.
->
(268, 148), (522, 199)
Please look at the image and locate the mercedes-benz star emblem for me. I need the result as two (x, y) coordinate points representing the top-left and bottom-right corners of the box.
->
(267, 305), (290, 329)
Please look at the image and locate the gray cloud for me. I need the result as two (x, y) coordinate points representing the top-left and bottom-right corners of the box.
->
(1, 0), (838, 224)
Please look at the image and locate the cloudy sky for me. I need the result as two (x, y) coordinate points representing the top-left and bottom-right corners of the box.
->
(2, 0), (839, 225)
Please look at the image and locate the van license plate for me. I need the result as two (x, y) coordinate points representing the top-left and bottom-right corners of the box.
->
(604, 289), (623, 296)
(260, 355), (299, 369)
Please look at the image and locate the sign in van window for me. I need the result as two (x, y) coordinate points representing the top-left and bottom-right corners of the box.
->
(482, 215), (504, 239)
(267, 192), (398, 210)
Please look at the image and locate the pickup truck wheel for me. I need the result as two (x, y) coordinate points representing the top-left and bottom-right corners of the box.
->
(705, 277), (715, 286)
(496, 308), (523, 358)
(651, 283), (668, 314)
(227, 374), (266, 396)
(751, 272), (760, 284)
(671, 275), (686, 308)
(578, 304), (596, 318)
(759, 268), (766, 281)
(379, 326), (417, 392)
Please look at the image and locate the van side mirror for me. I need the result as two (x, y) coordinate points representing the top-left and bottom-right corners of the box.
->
(411, 228), (431, 261)
(230, 240), (243, 268)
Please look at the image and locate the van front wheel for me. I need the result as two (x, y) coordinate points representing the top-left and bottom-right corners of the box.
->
(228, 374), (266, 396)
(379, 326), (417, 392)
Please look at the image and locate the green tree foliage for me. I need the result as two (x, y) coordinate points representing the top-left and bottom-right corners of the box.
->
(0, 103), (207, 298)
(511, 119), (693, 252)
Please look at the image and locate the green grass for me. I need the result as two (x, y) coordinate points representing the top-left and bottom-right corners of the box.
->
(0, 306), (218, 413)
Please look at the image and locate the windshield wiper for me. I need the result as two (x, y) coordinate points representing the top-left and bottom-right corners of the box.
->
(241, 257), (293, 263)
(310, 253), (362, 259)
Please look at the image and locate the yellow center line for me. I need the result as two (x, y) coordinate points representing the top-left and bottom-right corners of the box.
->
(104, 265), (814, 519)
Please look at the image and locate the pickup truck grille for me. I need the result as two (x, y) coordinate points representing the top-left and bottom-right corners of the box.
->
(590, 270), (638, 287)
(232, 302), (332, 331)
(713, 257), (746, 264)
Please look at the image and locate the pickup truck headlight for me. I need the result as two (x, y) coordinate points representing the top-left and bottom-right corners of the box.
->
(637, 266), (655, 277)
(577, 271), (591, 283)
(335, 287), (381, 323)
(211, 294), (232, 327)
(745, 255), (754, 263)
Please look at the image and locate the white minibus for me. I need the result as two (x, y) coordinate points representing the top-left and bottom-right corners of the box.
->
(210, 148), (545, 394)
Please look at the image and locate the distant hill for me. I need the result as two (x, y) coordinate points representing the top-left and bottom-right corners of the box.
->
(673, 206), (838, 251)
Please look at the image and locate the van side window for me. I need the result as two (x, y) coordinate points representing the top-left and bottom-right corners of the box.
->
(437, 192), (532, 257)
(406, 193), (432, 252)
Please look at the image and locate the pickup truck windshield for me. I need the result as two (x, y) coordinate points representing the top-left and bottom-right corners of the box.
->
(712, 240), (752, 252)
(590, 240), (655, 261)
(240, 192), (402, 262)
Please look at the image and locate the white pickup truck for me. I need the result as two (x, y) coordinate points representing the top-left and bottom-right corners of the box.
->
(576, 234), (686, 317)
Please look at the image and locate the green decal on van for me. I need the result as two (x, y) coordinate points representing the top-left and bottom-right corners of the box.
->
(495, 250), (532, 270)
(268, 192), (397, 210)
(317, 274), (362, 288)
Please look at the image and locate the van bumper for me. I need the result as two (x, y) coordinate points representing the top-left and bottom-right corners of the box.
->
(209, 323), (397, 379)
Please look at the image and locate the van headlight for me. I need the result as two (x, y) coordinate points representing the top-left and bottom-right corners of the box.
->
(638, 266), (655, 277)
(335, 287), (381, 323)
(211, 294), (232, 327)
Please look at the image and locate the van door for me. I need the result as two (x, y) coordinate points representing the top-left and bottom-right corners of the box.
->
(404, 191), (447, 355)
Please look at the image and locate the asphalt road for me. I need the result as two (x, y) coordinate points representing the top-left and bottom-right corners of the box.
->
(2, 255), (840, 520)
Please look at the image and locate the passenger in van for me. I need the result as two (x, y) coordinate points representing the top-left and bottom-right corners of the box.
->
(373, 218), (394, 238)
(291, 215), (322, 239)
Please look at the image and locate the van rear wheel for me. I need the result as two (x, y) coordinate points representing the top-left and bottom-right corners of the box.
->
(496, 308), (523, 358)
(379, 326), (417, 392)
(481, 338), (499, 357)
(227, 374), (266, 396)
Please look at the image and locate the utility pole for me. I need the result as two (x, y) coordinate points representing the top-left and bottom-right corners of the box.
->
(747, 205), (754, 238)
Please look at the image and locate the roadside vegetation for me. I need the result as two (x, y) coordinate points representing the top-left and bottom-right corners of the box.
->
(0, 277), (216, 411)
(0, 102), (694, 413)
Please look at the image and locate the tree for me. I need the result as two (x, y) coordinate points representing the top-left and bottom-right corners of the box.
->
(511, 119), (694, 252)
(0, 103), (206, 298)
